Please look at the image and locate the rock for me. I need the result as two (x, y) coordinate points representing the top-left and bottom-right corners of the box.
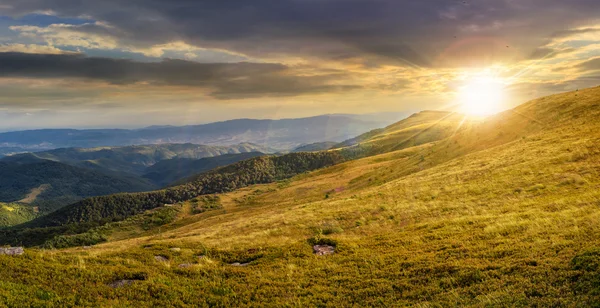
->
(154, 255), (168, 262)
(83, 246), (93, 250)
(178, 263), (193, 268)
(170, 247), (181, 252)
(313, 245), (335, 256)
(230, 262), (249, 267)
(107, 279), (134, 288)
(0, 247), (24, 256)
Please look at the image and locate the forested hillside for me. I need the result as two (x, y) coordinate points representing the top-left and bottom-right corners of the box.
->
(0, 203), (37, 228)
(143, 152), (265, 186)
(0, 151), (343, 246)
(0, 157), (156, 213)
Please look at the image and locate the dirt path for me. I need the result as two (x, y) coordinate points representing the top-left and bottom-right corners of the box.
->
(19, 184), (50, 204)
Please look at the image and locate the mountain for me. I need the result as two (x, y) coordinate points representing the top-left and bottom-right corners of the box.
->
(292, 142), (338, 152)
(5, 143), (272, 177)
(143, 152), (266, 186)
(0, 156), (156, 213)
(2, 87), (600, 306)
(0, 114), (400, 153)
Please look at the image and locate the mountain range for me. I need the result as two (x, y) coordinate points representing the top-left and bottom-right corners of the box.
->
(0, 114), (405, 154)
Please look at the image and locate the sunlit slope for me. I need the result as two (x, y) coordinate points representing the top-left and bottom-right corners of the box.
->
(2, 87), (600, 306)
(335, 110), (474, 158)
(0, 202), (37, 228)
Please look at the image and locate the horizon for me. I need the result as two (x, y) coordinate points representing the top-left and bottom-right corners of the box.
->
(0, 110), (417, 132)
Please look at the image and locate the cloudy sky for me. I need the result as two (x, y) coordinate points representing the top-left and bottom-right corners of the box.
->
(0, 0), (599, 129)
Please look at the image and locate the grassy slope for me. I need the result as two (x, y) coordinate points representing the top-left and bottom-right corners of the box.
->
(0, 202), (37, 228)
(1, 87), (600, 306)
(335, 110), (474, 159)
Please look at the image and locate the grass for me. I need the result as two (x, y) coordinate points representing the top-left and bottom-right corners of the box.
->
(0, 202), (37, 228)
(1, 87), (600, 306)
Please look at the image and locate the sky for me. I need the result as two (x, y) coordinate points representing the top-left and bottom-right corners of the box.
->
(0, 0), (599, 129)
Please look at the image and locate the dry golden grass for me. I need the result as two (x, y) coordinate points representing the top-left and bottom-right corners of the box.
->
(2, 87), (600, 306)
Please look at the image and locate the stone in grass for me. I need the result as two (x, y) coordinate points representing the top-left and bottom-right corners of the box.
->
(0, 247), (24, 256)
(154, 255), (168, 262)
(178, 263), (193, 269)
(107, 280), (135, 288)
(313, 245), (335, 256)
(170, 247), (181, 252)
(230, 262), (250, 267)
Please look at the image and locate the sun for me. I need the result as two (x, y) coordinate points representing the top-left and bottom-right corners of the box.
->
(458, 74), (506, 116)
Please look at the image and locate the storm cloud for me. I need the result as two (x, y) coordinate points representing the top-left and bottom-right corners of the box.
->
(0, 52), (359, 98)
(3, 0), (600, 66)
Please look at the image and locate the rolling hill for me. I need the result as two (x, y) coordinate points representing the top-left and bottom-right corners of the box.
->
(333, 110), (475, 159)
(143, 152), (266, 187)
(0, 202), (37, 228)
(0, 151), (344, 246)
(0, 156), (156, 214)
(1, 87), (600, 306)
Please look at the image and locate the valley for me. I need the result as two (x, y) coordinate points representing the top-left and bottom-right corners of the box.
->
(1, 87), (599, 306)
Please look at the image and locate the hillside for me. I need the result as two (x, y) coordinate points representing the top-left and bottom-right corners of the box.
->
(0, 157), (156, 214)
(0, 151), (344, 246)
(0, 202), (37, 228)
(334, 111), (474, 159)
(143, 152), (266, 187)
(1, 87), (600, 306)
(0, 114), (396, 153)
(6, 143), (271, 177)
(292, 142), (338, 152)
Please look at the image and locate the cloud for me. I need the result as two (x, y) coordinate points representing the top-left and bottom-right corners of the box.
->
(10, 23), (119, 50)
(8, 0), (600, 67)
(577, 58), (600, 72)
(0, 52), (360, 99)
(551, 27), (600, 39)
(0, 43), (74, 54)
(527, 47), (575, 60)
(1, 0), (600, 125)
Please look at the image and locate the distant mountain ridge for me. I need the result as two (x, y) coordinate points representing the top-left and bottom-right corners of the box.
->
(0, 114), (403, 153)
(5, 143), (272, 177)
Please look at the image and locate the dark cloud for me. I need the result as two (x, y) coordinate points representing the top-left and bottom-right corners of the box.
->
(0, 52), (359, 98)
(577, 58), (600, 72)
(4, 0), (600, 67)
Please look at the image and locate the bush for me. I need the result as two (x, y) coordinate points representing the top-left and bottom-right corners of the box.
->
(43, 231), (107, 249)
(191, 196), (223, 214)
